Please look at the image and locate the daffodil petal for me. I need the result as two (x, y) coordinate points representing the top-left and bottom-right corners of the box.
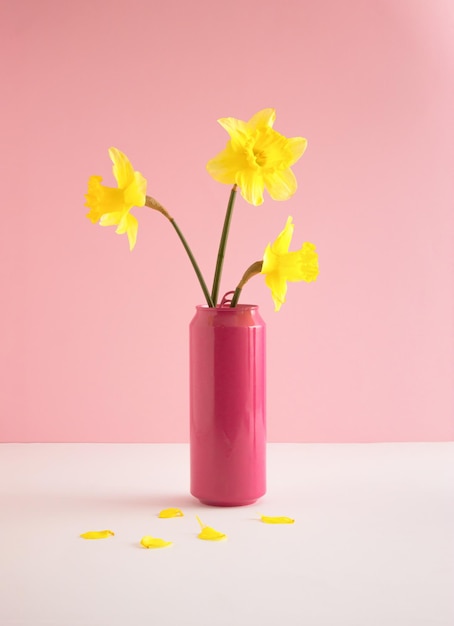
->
(109, 147), (135, 189)
(236, 169), (265, 206)
(158, 508), (184, 518)
(124, 171), (147, 208)
(285, 136), (308, 164)
(127, 216), (138, 251)
(264, 168), (298, 201)
(260, 515), (295, 524)
(206, 144), (246, 185)
(100, 211), (123, 227)
(217, 116), (250, 140)
(198, 527), (227, 541)
(140, 536), (173, 549)
(115, 213), (138, 251)
(80, 530), (115, 539)
(264, 272), (287, 312)
(267, 217), (294, 258)
(196, 516), (227, 541)
(248, 108), (276, 129)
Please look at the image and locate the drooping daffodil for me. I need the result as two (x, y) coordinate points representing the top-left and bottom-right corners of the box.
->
(85, 147), (147, 251)
(206, 108), (307, 206)
(262, 217), (318, 311)
(228, 216), (318, 310)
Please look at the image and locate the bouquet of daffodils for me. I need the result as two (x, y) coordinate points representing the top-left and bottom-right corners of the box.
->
(85, 108), (319, 311)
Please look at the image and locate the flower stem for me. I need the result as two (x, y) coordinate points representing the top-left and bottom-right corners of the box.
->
(230, 260), (263, 307)
(211, 185), (238, 306)
(229, 288), (242, 308)
(145, 196), (214, 307)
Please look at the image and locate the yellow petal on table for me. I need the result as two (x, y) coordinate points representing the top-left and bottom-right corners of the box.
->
(140, 536), (173, 549)
(80, 530), (115, 539)
(196, 516), (227, 541)
(157, 508), (184, 518)
(260, 515), (295, 524)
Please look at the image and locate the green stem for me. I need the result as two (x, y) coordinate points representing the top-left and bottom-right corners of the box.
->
(230, 260), (263, 307)
(211, 185), (238, 306)
(170, 219), (214, 307)
(145, 196), (214, 307)
(229, 287), (242, 308)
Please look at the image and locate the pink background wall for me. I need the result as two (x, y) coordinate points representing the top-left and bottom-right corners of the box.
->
(1, 0), (453, 443)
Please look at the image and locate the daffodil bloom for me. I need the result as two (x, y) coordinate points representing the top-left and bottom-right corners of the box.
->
(85, 147), (147, 250)
(206, 108), (307, 206)
(262, 216), (319, 311)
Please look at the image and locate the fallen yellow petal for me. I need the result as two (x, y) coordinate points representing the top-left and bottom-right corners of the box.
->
(158, 508), (184, 518)
(198, 527), (227, 541)
(196, 516), (227, 541)
(80, 530), (115, 539)
(140, 536), (173, 549)
(260, 515), (295, 524)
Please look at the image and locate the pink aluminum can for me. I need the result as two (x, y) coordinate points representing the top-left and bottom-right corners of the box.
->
(190, 304), (266, 506)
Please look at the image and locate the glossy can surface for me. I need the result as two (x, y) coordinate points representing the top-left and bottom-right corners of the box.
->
(190, 304), (266, 506)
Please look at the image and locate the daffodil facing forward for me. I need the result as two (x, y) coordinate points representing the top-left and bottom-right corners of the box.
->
(85, 147), (147, 250)
(206, 108), (307, 206)
(229, 217), (318, 311)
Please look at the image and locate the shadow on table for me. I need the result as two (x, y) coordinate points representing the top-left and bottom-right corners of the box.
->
(3, 490), (201, 514)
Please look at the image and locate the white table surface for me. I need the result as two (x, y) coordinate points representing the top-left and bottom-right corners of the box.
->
(0, 443), (453, 626)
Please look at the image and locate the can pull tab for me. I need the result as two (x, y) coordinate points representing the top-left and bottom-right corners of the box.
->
(219, 291), (235, 308)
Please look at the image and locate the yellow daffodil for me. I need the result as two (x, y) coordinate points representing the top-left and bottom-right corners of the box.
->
(206, 108), (307, 206)
(262, 217), (318, 311)
(85, 147), (147, 250)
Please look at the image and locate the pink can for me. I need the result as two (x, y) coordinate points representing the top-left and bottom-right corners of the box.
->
(189, 304), (266, 506)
